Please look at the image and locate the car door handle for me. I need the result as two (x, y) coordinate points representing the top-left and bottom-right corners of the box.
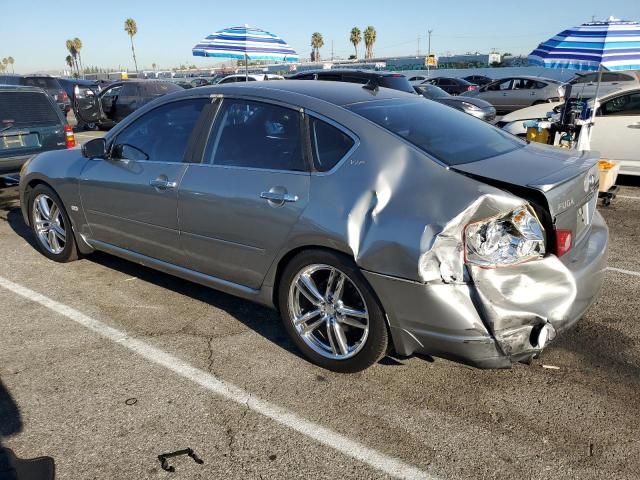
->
(150, 179), (177, 189)
(628, 123), (640, 129)
(260, 191), (298, 202)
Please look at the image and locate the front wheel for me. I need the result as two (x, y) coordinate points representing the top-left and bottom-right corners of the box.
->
(28, 184), (78, 262)
(278, 250), (388, 373)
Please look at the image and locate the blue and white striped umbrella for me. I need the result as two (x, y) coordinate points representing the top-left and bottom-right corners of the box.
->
(528, 18), (640, 72)
(192, 25), (299, 63)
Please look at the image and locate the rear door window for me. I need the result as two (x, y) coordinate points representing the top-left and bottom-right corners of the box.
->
(23, 77), (60, 90)
(309, 117), (355, 172)
(206, 99), (305, 171)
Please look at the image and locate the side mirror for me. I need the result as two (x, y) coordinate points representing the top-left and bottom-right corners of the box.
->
(82, 138), (107, 159)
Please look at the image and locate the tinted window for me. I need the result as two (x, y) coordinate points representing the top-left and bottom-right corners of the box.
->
(207, 100), (305, 171)
(146, 82), (182, 94)
(103, 85), (123, 97)
(23, 77), (60, 90)
(120, 83), (138, 96)
(114, 98), (208, 162)
(487, 79), (512, 91)
(601, 92), (640, 116)
(310, 117), (355, 172)
(379, 75), (415, 93)
(348, 98), (523, 166)
(0, 91), (60, 126)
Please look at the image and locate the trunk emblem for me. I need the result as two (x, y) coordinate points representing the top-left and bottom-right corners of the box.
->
(558, 198), (574, 211)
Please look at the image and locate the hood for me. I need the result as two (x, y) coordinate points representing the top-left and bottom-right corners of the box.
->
(452, 142), (598, 192)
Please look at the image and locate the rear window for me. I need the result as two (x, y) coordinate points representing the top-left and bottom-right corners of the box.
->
(146, 82), (182, 95)
(379, 75), (415, 93)
(23, 77), (61, 90)
(348, 98), (523, 166)
(0, 91), (60, 127)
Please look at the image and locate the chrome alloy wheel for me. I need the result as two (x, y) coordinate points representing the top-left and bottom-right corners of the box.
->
(288, 264), (369, 360)
(32, 194), (67, 255)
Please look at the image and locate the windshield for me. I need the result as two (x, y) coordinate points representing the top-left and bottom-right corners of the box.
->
(416, 84), (450, 99)
(348, 98), (523, 166)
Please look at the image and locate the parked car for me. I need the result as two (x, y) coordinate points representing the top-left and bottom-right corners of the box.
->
(217, 74), (284, 84)
(190, 78), (212, 87)
(462, 76), (565, 113)
(567, 70), (640, 99)
(407, 75), (427, 82)
(19, 81), (607, 373)
(0, 74), (71, 115)
(174, 81), (195, 89)
(1, 85), (74, 176)
(414, 84), (496, 121)
(287, 69), (416, 94)
(462, 75), (493, 86)
(497, 86), (640, 176)
(73, 80), (182, 130)
(58, 78), (101, 101)
(420, 77), (479, 95)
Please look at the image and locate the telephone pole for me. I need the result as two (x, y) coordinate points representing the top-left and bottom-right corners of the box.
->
(417, 35), (421, 56)
(426, 29), (433, 77)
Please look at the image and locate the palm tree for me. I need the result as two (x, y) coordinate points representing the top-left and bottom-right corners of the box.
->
(310, 32), (324, 62)
(7, 56), (14, 73)
(1, 58), (7, 72)
(65, 39), (79, 75)
(151, 62), (157, 71)
(65, 55), (74, 71)
(73, 38), (84, 78)
(363, 26), (377, 60)
(124, 18), (139, 73)
(350, 27), (362, 60)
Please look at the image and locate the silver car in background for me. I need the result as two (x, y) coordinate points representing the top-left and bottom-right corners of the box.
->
(462, 76), (565, 113)
(19, 81), (608, 373)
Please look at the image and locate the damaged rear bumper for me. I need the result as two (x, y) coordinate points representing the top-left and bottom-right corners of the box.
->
(363, 211), (608, 369)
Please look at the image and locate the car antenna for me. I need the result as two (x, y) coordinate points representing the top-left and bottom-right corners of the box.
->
(362, 79), (379, 92)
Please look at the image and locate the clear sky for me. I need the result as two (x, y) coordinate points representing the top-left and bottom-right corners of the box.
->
(1, 0), (638, 73)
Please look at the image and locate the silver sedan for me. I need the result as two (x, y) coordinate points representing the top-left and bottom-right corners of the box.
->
(19, 81), (608, 372)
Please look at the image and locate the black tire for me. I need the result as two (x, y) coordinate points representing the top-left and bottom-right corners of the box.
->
(278, 249), (388, 373)
(28, 184), (79, 263)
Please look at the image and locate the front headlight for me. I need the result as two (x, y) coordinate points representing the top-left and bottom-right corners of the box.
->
(460, 101), (482, 111)
(465, 207), (545, 268)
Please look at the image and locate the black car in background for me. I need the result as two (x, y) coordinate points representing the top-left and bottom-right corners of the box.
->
(58, 78), (102, 101)
(74, 80), (182, 130)
(414, 84), (496, 121)
(1, 85), (74, 176)
(0, 74), (71, 115)
(421, 77), (479, 95)
(462, 75), (493, 86)
(286, 69), (416, 94)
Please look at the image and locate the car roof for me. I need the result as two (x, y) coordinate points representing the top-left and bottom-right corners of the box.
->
(0, 84), (50, 93)
(175, 79), (414, 107)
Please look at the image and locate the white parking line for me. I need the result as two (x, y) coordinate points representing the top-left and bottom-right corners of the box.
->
(0, 275), (436, 480)
(617, 195), (640, 200)
(607, 266), (640, 278)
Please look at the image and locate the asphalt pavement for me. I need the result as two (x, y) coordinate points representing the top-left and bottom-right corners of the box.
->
(0, 170), (639, 479)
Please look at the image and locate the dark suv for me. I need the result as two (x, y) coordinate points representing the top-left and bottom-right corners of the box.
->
(1, 85), (74, 176)
(286, 69), (415, 93)
(0, 74), (71, 115)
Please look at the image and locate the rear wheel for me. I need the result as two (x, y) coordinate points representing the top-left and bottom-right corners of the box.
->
(278, 250), (388, 373)
(28, 184), (78, 263)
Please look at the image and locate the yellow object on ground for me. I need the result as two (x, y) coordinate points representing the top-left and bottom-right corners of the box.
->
(598, 159), (620, 192)
(526, 127), (550, 144)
